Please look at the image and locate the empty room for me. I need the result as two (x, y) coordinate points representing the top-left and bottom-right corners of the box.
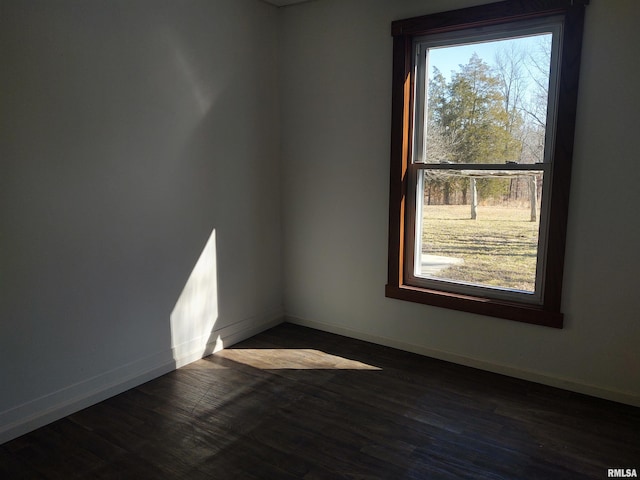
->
(1, 0), (638, 478)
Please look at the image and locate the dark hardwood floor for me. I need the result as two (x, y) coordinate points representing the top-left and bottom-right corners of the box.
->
(2, 323), (639, 479)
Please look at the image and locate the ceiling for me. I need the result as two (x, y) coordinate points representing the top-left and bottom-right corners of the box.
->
(262, 0), (312, 6)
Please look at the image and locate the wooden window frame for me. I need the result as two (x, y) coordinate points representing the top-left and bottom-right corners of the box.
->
(385, 0), (588, 328)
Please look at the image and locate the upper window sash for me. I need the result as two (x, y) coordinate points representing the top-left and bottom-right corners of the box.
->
(411, 17), (563, 166)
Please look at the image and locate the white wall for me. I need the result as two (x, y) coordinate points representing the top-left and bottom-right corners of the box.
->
(0, 0), (283, 442)
(280, 0), (640, 405)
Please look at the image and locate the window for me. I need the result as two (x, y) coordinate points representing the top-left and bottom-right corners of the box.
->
(386, 0), (588, 327)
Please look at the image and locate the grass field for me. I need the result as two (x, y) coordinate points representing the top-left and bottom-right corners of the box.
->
(420, 204), (540, 292)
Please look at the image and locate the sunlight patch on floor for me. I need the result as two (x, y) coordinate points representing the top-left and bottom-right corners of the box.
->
(216, 349), (382, 370)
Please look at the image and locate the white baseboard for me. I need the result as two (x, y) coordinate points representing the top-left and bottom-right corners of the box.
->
(0, 310), (284, 445)
(285, 315), (640, 408)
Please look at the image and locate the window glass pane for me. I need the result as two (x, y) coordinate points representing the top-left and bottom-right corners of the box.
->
(416, 169), (543, 294)
(419, 32), (552, 165)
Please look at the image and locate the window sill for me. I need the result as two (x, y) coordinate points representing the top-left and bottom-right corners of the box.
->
(385, 283), (563, 328)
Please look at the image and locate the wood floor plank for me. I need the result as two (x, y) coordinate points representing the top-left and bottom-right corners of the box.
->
(1, 323), (638, 479)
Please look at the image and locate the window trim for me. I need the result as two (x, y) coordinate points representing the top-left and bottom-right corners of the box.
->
(386, 0), (588, 328)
